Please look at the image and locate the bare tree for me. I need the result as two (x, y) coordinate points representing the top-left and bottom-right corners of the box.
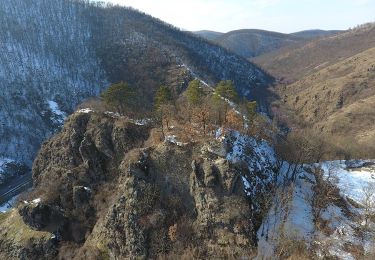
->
(361, 182), (375, 232)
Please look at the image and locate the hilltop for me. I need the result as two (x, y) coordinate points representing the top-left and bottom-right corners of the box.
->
(195, 28), (341, 59)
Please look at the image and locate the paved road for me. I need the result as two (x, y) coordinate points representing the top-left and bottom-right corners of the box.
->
(0, 173), (32, 205)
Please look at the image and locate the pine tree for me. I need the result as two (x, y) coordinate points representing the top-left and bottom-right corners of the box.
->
(154, 85), (174, 137)
(185, 79), (205, 106)
(211, 80), (239, 125)
(101, 82), (136, 114)
(246, 101), (257, 123)
(214, 80), (238, 102)
(154, 85), (173, 109)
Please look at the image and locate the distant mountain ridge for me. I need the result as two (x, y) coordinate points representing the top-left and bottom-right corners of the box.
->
(253, 23), (375, 81)
(194, 28), (343, 58)
(290, 29), (343, 39)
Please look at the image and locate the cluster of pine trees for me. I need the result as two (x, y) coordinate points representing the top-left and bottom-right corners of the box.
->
(100, 79), (264, 139)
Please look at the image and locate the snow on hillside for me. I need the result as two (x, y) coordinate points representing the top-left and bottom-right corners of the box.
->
(48, 100), (67, 124)
(217, 129), (278, 219)
(256, 160), (375, 259)
(0, 158), (13, 173)
(0, 0), (107, 166)
(321, 160), (375, 205)
(317, 160), (375, 258)
(0, 158), (14, 184)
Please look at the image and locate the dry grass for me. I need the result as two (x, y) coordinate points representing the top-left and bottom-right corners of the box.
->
(253, 23), (375, 82)
(269, 46), (375, 159)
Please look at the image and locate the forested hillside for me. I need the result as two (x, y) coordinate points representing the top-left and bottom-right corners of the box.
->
(0, 0), (272, 168)
(0, 0), (107, 165)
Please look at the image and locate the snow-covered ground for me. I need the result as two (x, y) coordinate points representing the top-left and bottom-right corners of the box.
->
(255, 166), (316, 259)
(255, 159), (375, 259)
(78, 108), (94, 114)
(317, 160), (375, 259)
(218, 129), (279, 228)
(48, 100), (67, 124)
(224, 130), (277, 197)
(164, 135), (187, 147)
(320, 160), (375, 205)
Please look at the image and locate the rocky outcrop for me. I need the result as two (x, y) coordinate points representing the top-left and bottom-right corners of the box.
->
(190, 157), (254, 253)
(0, 111), (277, 259)
(0, 210), (57, 260)
(19, 203), (67, 231)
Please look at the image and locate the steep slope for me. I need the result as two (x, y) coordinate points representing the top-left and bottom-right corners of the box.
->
(277, 47), (375, 153)
(253, 23), (375, 82)
(0, 0), (272, 169)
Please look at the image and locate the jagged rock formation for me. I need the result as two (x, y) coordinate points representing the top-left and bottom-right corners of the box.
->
(0, 111), (278, 259)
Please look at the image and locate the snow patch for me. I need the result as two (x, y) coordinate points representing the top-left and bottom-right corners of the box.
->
(31, 198), (41, 205)
(321, 160), (375, 205)
(133, 118), (151, 126)
(164, 135), (186, 147)
(256, 170), (316, 259)
(78, 108), (94, 114)
(48, 100), (66, 124)
(104, 111), (121, 118)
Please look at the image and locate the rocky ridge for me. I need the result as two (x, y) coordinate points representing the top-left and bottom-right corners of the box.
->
(0, 110), (278, 259)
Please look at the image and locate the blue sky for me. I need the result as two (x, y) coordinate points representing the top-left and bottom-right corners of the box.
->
(104, 0), (375, 33)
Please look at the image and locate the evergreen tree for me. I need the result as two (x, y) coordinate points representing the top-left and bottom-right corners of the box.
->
(214, 80), (238, 102)
(211, 80), (239, 125)
(246, 101), (257, 123)
(185, 79), (205, 106)
(101, 82), (136, 114)
(154, 85), (175, 137)
(154, 85), (173, 109)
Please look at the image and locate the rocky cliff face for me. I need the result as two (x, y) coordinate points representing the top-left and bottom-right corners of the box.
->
(0, 110), (278, 259)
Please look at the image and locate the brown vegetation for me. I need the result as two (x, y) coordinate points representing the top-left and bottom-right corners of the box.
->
(268, 45), (375, 159)
(253, 23), (375, 82)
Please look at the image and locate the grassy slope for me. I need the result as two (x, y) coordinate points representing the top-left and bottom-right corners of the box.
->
(278, 46), (375, 150)
(253, 24), (375, 82)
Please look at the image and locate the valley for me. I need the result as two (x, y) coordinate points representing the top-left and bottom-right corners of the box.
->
(254, 23), (375, 159)
(0, 0), (374, 259)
